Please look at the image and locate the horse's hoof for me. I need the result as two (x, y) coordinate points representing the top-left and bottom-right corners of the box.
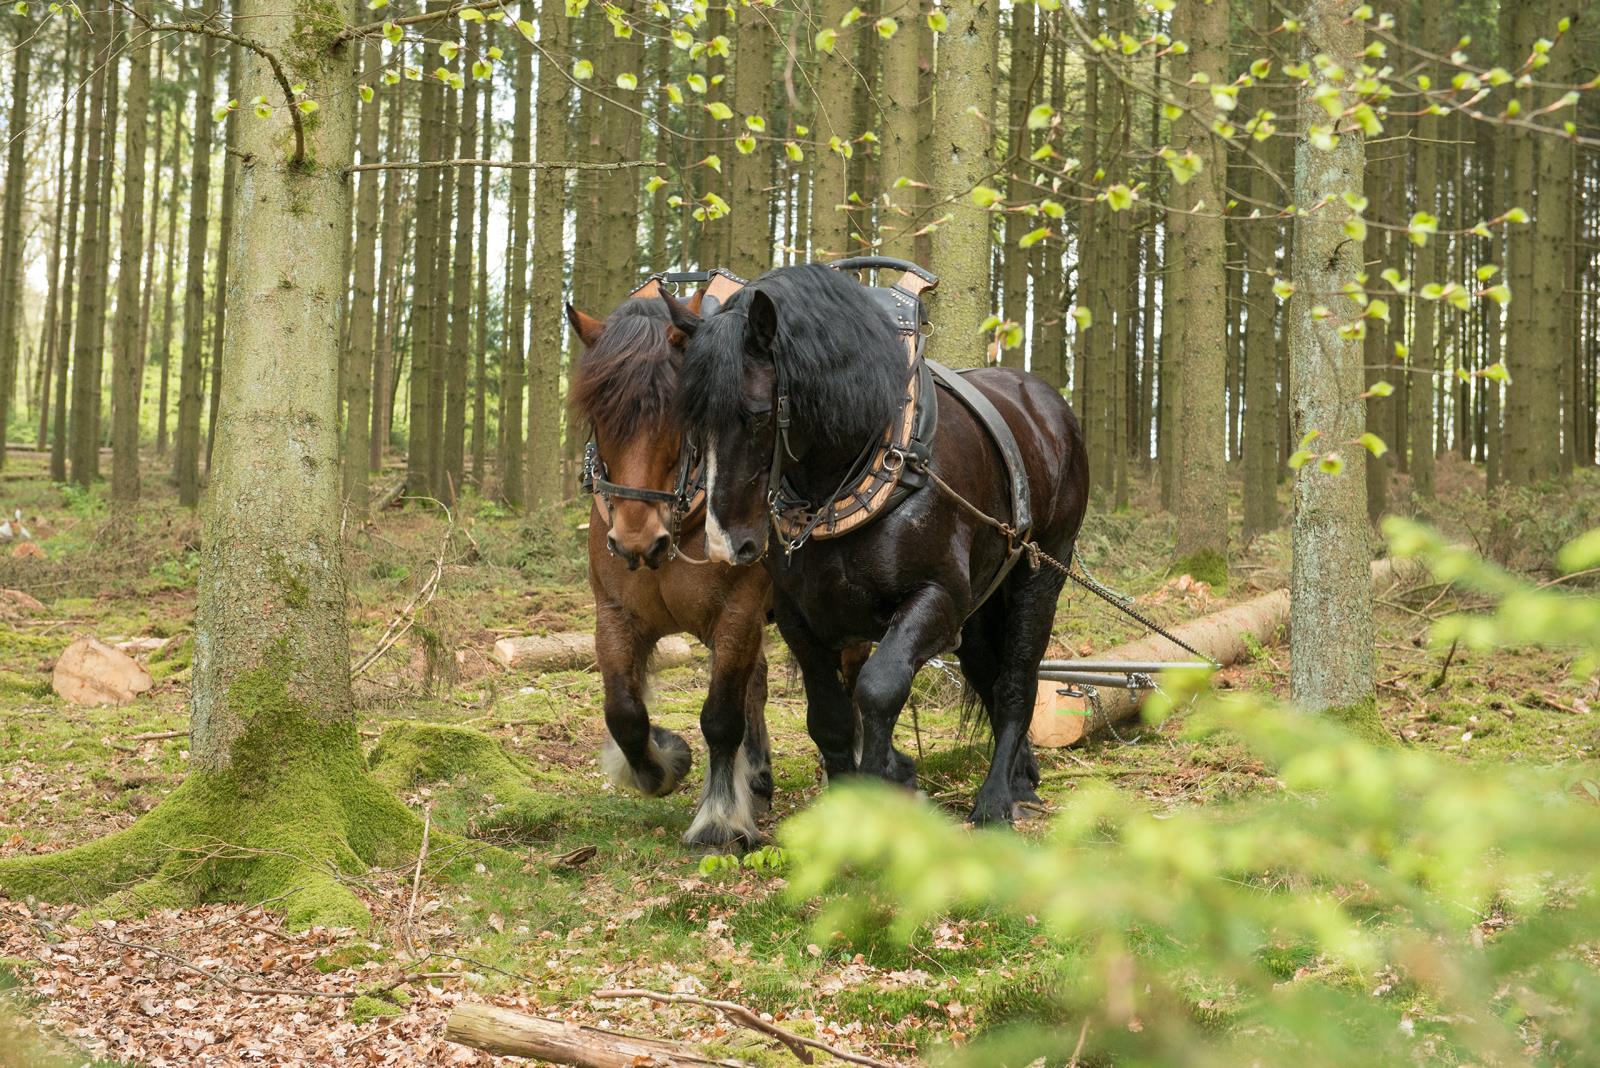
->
(600, 727), (693, 798)
(682, 826), (765, 855)
(967, 792), (1017, 827)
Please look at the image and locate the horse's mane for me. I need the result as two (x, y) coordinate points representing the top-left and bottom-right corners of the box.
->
(677, 264), (905, 449)
(569, 298), (681, 440)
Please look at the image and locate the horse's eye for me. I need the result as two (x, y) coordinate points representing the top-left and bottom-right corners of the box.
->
(742, 406), (772, 430)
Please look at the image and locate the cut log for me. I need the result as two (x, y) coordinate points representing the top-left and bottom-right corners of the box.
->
(51, 637), (155, 706)
(1034, 555), (1433, 747)
(492, 632), (695, 673)
(443, 1003), (746, 1066)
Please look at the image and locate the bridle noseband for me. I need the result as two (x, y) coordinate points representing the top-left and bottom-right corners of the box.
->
(581, 437), (703, 562)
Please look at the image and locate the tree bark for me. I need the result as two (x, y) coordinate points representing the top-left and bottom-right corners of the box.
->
(1169, 0), (1229, 578)
(810, 0), (857, 258)
(444, 25), (479, 504)
(0, 12), (30, 471)
(929, 0), (997, 363)
(68, 2), (113, 487)
(52, 25), (88, 483)
(371, 83), (405, 475)
(997, 1), (1034, 371)
(205, 42), (244, 472)
(406, 1), (447, 497)
(501, 3), (532, 506)
(445, 1003), (742, 1067)
(472, 60), (492, 487)
(524, 0), (566, 508)
(155, 110), (183, 459)
(1288, 0), (1374, 720)
(728, 0), (773, 280)
(344, 41), (382, 521)
(174, 7), (218, 505)
(108, 0), (152, 502)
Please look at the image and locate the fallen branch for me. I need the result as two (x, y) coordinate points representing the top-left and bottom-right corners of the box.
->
(593, 988), (895, 1068)
(369, 478), (407, 513)
(403, 805), (432, 958)
(444, 1002), (748, 1067)
(129, 729), (187, 741)
(348, 158), (666, 173)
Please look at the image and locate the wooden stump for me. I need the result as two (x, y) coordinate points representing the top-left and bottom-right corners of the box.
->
(492, 632), (695, 673)
(443, 1003), (746, 1066)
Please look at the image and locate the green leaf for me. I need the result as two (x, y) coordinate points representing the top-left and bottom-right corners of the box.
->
(1027, 103), (1055, 130)
(1556, 529), (1600, 573)
(1503, 206), (1529, 225)
(645, 175), (666, 193)
(366, 0), (387, 8)
(1365, 380), (1394, 398)
(383, 20), (404, 43)
(1072, 306), (1092, 331)
(686, 73), (707, 94)
(701, 153), (722, 172)
(213, 101), (236, 121)
(1356, 433), (1388, 458)
(1408, 211), (1438, 246)
(439, 40), (458, 61)
(515, 18), (534, 40)
(666, 84), (683, 105)
(840, 5), (863, 25)
(1104, 183), (1134, 212)
(815, 27), (837, 53)
(1481, 361), (1510, 383)
(1018, 227), (1049, 249)
(358, 85), (374, 104)
(459, 5), (483, 18)
(1483, 284), (1511, 306)
(1040, 199), (1065, 220)
(297, 98), (319, 115)
(1272, 278), (1295, 301)
(705, 100), (733, 120)
(1287, 449), (1315, 471)
(875, 15), (897, 38)
(970, 186), (1004, 208)
(1365, 298), (1390, 323)
(735, 134), (756, 155)
(784, 141), (804, 162)
(1317, 453), (1344, 476)
(745, 114), (766, 133)
(927, 10), (947, 32)
(573, 58), (594, 79)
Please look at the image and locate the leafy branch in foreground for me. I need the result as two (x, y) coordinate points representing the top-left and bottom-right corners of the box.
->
(781, 529), (1600, 1067)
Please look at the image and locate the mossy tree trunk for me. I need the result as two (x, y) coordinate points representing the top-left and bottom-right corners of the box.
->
(0, 0), (418, 931)
(1288, 0), (1375, 723)
(929, 0), (997, 363)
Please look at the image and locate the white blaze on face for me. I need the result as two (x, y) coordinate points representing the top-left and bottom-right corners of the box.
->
(702, 436), (737, 563)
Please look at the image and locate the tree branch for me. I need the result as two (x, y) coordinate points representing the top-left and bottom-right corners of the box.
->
(346, 157), (664, 173)
(113, 0), (307, 165)
(337, 0), (512, 45)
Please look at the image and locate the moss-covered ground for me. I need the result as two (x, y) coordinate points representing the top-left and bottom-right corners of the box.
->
(0, 450), (1595, 1063)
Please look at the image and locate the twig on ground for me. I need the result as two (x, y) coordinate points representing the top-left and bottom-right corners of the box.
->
(404, 805), (433, 958)
(1428, 639), (1460, 692)
(592, 988), (895, 1068)
(352, 498), (455, 678)
(129, 729), (187, 741)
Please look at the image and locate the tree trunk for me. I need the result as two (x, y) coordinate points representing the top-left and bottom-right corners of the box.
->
(880, 0), (923, 260)
(426, 85), (456, 499)
(525, 0), (566, 508)
(343, 40), (382, 521)
(205, 42), (244, 472)
(371, 83), (405, 475)
(997, 1), (1034, 371)
(52, 26), (88, 483)
(929, 0), (997, 364)
(1407, 4), (1441, 502)
(1170, 0), (1229, 578)
(109, 0), (151, 502)
(174, 8), (218, 505)
(1530, 2), (1575, 483)
(68, 3), (113, 487)
(0, 12), (30, 471)
(810, 0), (856, 259)
(502, 2), (533, 507)
(728, 0), (773, 280)
(155, 113), (182, 459)
(1288, 0), (1375, 724)
(0, 0), (419, 932)
(471, 63), (492, 487)
(407, 1), (447, 497)
(35, 30), (71, 453)
(1501, 2), (1545, 486)
(442, 28), (477, 504)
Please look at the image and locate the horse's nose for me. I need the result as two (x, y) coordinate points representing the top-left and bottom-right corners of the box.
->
(607, 532), (642, 570)
(733, 537), (762, 566)
(643, 533), (671, 569)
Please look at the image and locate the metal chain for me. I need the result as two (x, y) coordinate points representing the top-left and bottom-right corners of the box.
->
(916, 463), (1219, 668)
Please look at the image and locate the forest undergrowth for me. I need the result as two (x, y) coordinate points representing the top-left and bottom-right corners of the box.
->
(0, 450), (1596, 1065)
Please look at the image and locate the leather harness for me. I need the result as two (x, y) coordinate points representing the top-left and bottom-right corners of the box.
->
(580, 258), (1035, 608)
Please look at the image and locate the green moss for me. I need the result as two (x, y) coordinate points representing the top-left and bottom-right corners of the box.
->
(368, 721), (564, 839)
(313, 943), (388, 974)
(348, 993), (406, 1025)
(1322, 697), (1396, 747)
(1173, 549), (1229, 589)
(148, 633), (193, 682)
(265, 550), (310, 610)
(0, 657), (421, 932)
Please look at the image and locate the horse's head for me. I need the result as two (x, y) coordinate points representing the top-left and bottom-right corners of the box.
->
(663, 288), (780, 566)
(567, 300), (690, 571)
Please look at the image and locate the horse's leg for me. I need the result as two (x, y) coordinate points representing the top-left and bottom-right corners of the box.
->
(775, 602), (857, 782)
(596, 604), (692, 797)
(853, 587), (962, 785)
(684, 611), (766, 851)
(741, 637), (773, 814)
(958, 599), (1042, 805)
(969, 566), (1067, 825)
(843, 641), (916, 787)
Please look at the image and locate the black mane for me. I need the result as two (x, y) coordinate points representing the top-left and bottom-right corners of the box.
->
(569, 298), (680, 440)
(677, 264), (906, 449)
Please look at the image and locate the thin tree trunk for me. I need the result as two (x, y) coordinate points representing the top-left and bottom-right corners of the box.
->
(929, 0), (997, 364)
(52, 27), (88, 483)
(156, 113), (182, 459)
(525, 0), (566, 507)
(1289, 0), (1374, 720)
(205, 42), (243, 472)
(728, 0), (774, 280)
(36, 29), (72, 452)
(444, 24), (479, 503)
(110, 0), (152, 502)
(69, 2), (113, 487)
(371, 83), (405, 475)
(1170, 0), (1229, 575)
(810, 0), (857, 258)
(407, 0), (447, 496)
(1408, 4), (1441, 502)
(174, 9), (218, 504)
(472, 60), (492, 487)
(0, 12), (31, 470)
(344, 41), (382, 520)
(502, 0), (533, 506)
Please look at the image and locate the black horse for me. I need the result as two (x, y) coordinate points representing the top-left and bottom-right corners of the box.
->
(666, 264), (1089, 824)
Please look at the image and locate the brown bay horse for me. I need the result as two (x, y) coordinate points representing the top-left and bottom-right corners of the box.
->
(567, 295), (774, 850)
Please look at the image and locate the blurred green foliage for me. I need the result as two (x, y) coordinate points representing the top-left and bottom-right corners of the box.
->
(781, 526), (1600, 1067)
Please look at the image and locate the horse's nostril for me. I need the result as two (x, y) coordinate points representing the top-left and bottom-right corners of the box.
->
(646, 534), (670, 566)
(734, 539), (760, 566)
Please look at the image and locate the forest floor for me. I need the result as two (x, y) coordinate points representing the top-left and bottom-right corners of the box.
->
(0, 449), (1596, 1067)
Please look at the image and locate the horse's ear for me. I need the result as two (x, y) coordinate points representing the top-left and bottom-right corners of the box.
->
(661, 291), (701, 347)
(746, 290), (778, 360)
(566, 303), (604, 348)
